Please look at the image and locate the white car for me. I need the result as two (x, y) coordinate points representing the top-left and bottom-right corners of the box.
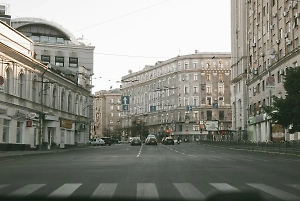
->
(90, 138), (105, 146)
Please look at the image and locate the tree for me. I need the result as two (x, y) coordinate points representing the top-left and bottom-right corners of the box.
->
(263, 67), (300, 132)
(129, 118), (149, 139)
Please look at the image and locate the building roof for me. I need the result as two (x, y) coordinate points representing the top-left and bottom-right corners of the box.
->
(11, 17), (80, 45)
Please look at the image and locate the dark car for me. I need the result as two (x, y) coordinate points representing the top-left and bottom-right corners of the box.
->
(146, 137), (157, 145)
(163, 137), (174, 145)
(130, 137), (142, 146)
(101, 137), (112, 146)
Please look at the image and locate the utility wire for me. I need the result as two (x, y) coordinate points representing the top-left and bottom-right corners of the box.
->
(73, 0), (172, 33)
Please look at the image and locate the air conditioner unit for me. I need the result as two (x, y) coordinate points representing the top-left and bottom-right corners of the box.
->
(295, 13), (299, 18)
(256, 23), (259, 26)
(270, 25), (274, 30)
(253, 87), (257, 93)
(283, 12), (287, 16)
(284, 33), (288, 38)
(253, 68), (258, 75)
(252, 42), (256, 47)
(273, 13), (277, 18)
(293, 2), (298, 9)
(276, 39), (280, 44)
(287, 39), (292, 45)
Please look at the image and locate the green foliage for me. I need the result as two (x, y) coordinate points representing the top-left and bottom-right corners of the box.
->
(263, 67), (300, 132)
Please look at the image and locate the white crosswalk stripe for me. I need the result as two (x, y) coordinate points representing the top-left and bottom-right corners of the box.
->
(137, 183), (159, 200)
(286, 184), (300, 190)
(7, 184), (45, 197)
(173, 183), (205, 200)
(247, 183), (299, 200)
(210, 183), (239, 192)
(47, 183), (81, 198)
(0, 184), (9, 189)
(91, 183), (118, 199)
(1, 182), (300, 200)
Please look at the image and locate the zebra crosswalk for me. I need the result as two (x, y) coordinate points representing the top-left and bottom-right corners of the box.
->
(0, 182), (299, 200)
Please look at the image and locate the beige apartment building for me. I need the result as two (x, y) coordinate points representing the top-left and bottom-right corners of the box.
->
(92, 89), (122, 139)
(120, 52), (232, 142)
(231, 0), (300, 142)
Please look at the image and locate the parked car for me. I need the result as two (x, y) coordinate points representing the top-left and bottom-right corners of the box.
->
(101, 137), (112, 146)
(163, 137), (174, 145)
(146, 137), (158, 145)
(130, 137), (142, 146)
(90, 138), (105, 146)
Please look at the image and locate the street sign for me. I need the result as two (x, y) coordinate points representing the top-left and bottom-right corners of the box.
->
(121, 96), (130, 105)
(122, 104), (128, 111)
(186, 105), (192, 111)
(212, 102), (218, 109)
(266, 76), (275, 88)
(150, 105), (156, 112)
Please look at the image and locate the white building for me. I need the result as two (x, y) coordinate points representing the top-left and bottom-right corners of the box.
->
(0, 11), (93, 150)
(231, 0), (300, 142)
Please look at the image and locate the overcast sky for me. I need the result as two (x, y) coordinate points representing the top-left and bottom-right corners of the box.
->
(1, 0), (231, 94)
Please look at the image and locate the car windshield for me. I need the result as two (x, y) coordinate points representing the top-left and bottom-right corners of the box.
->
(1, 1), (299, 201)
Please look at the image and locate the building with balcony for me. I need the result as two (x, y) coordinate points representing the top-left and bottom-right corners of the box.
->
(120, 51), (232, 142)
(92, 89), (122, 139)
(231, 0), (300, 142)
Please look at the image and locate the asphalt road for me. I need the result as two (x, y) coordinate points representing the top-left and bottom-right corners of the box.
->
(0, 142), (300, 201)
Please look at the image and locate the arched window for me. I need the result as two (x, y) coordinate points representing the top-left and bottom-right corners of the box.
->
(19, 73), (24, 98)
(43, 83), (49, 107)
(75, 95), (79, 115)
(32, 76), (37, 102)
(68, 93), (72, 113)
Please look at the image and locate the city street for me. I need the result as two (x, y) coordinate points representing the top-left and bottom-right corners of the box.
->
(0, 142), (300, 200)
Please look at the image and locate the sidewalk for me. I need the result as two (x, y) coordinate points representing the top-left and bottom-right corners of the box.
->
(0, 147), (92, 158)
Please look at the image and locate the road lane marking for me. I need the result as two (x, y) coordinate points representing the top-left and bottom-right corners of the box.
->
(173, 183), (205, 200)
(246, 183), (299, 200)
(210, 183), (239, 192)
(286, 184), (300, 190)
(137, 145), (143, 157)
(48, 183), (81, 198)
(137, 183), (159, 200)
(91, 183), (118, 198)
(7, 184), (45, 197)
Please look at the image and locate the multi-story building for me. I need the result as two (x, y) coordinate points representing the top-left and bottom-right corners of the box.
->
(92, 89), (122, 139)
(120, 52), (232, 142)
(231, 0), (300, 142)
(0, 5), (94, 150)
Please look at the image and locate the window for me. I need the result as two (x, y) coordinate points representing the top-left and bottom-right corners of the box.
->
(61, 90), (65, 111)
(207, 97), (212, 105)
(193, 62), (198, 69)
(218, 97), (224, 106)
(2, 119), (10, 143)
(5, 68), (11, 94)
(41, 55), (50, 65)
(262, 80), (265, 91)
(206, 74), (211, 81)
(32, 77), (37, 102)
(194, 74), (198, 81)
(57, 37), (64, 44)
(16, 122), (23, 143)
(69, 57), (78, 67)
(193, 97), (198, 106)
(184, 97), (189, 106)
(219, 111), (225, 120)
(184, 62), (189, 69)
(207, 111), (212, 120)
(19, 73), (24, 98)
(52, 86), (57, 109)
(55, 56), (64, 67)
(193, 125), (199, 131)
(193, 86), (199, 94)
(68, 93), (72, 113)
(219, 74), (223, 81)
(110, 120), (113, 124)
(184, 86), (189, 94)
(110, 105), (114, 110)
(206, 86), (212, 94)
(110, 99), (114, 103)
(111, 113), (114, 117)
